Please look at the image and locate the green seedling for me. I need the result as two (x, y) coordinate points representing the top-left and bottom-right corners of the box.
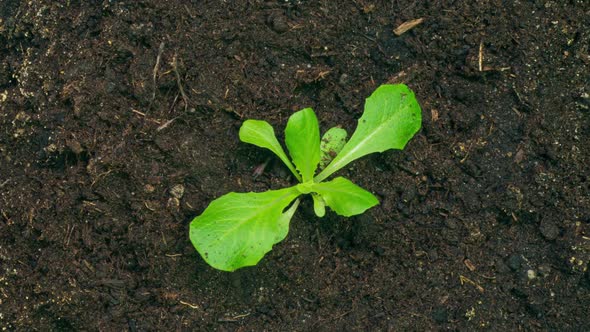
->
(190, 84), (422, 271)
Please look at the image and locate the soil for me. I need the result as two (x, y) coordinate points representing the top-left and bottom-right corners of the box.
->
(1, 1), (589, 331)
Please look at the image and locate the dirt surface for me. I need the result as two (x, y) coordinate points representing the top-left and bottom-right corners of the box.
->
(1, 1), (589, 330)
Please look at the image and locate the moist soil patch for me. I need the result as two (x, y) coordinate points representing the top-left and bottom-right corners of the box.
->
(1, 1), (589, 330)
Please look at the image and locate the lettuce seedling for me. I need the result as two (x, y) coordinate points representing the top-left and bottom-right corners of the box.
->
(190, 84), (422, 271)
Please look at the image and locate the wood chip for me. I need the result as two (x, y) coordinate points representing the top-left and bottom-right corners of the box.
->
(464, 258), (477, 271)
(431, 109), (439, 122)
(394, 18), (424, 36)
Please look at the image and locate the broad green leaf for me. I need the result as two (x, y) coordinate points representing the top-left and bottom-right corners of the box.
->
(239, 120), (301, 181)
(310, 177), (379, 217)
(315, 84), (421, 182)
(320, 127), (347, 169)
(285, 108), (320, 182)
(190, 187), (301, 271)
(277, 198), (300, 241)
(312, 193), (326, 217)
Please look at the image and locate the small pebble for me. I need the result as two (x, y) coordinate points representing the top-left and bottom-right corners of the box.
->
(428, 249), (439, 261)
(539, 219), (559, 240)
(66, 139), (84, 154)
(339, 73), (349, 85)
(527, 269), (536, 280)
(506, 254), (523, 271)
(269, 14), (288, 33)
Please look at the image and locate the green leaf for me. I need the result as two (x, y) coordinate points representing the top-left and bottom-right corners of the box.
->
(310, 177), (379, 217)
(285, 108), (320, 182)
(320, 127), (347, 169)
(190, 187), (301, 271)
(276, 198), (301, 241)
(312, 193), (326, 217)
(315, 84), (421, 182)
(239, 119), (301, 182)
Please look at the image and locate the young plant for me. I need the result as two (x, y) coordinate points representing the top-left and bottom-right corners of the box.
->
(190, 84), (422, 271)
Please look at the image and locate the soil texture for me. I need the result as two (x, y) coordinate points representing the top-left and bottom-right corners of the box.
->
(1, 1), (589, 330)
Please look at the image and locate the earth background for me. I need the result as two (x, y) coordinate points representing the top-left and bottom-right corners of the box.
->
(1, 1), (589, 330)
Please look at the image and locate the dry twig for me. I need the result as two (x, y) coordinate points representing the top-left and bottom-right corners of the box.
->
(172, 54), (189, 112)
(149, 42), (165, 109)
(394, 18), (424, 36)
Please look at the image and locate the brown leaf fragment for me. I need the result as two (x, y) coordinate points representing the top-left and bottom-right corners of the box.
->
(394, 18), (424, 36)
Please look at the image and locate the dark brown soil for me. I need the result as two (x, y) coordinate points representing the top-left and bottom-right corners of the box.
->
(1, 1), (589, 330)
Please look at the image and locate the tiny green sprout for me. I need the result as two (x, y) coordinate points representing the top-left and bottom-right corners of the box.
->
(190, 84), (422, 271)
